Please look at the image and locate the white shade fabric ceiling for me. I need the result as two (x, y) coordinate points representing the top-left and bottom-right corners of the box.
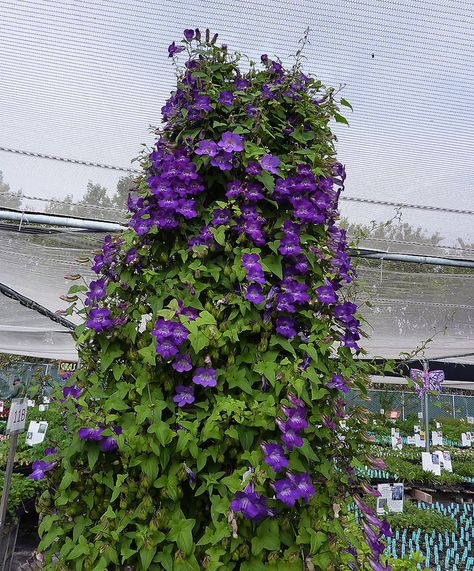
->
(0, 0), (473, 362)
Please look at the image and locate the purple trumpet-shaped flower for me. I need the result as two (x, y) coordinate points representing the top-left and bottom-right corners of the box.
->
(281, 406), (308, 432)
(260, 154), (280, 175)
(195, 140), (219, 156)
(245, 161), (261, 175)
(62, 386), (82, 400)
(231, 483), (270, 521)
(218, 91), (235, 106)
(44, 448), (58, 456)
(235, 78), (250, 90)
(273, 472), (315, 507)
(316, 284), (338, 305)
(86, 278), (107, 305)
(173, 385), (195, 407)
(29, 460), (55, 481)
(366, 455), (386, 470)
(322, 415), (337, 430)
(410, 367), (444, 398)
(86, 307), (114, 333)
(183, 462), (196, 484)
(171, 322), (189, 346)
(99, 426), (122, 453)
(155, 338), (179, 359)
(218, 132), (244, 153)
(245, 284), (265, 304)
(275, 317), (296, 339)
(168, 41), (185, 57)
(261, 442), (289, 472)
(194, 95), (212, 112)
(192, 368), (217, 388)
(361, 481), (382, 497)
(210, 152), (234, 171)
(151, 319), (176, 341)
(78, 427), (104, 441)
(183, 29), (194, 41)
(172, 353), (193, 372)
(327, 374), (350, 393)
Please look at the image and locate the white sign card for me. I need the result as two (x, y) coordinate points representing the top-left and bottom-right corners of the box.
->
(0, 401), (3, 412)
(422, 452), (441, 476)
(415, 431), (426, 448)
(380, 408), (384, 415)
(441, 450), (453, 473)
(6, 398), (28, 434)
(391, 435), (403, 450)
(376, 483), (404, 515)
(38, 404), (49, 412)
(418, 412), (423, 420)
(432, 431), (443, 446)
(435, 422), (441, 429)
(467, 417), (474, 425)
(407, 436), (415, 445)
(25, 421), (48, 446)
(391, 428), (399, 437)
(414, 425), (420, 433)
(27, 400), (35, 407)
(462, 432), (472, 447)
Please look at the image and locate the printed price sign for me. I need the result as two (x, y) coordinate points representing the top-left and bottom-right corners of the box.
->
(6, 399), (27, 434)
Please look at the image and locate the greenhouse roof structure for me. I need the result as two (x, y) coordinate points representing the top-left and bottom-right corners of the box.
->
(0, 0), (473, 363)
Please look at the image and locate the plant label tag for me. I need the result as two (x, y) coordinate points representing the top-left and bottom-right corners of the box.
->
(437, 450), (453, 472)
(432, 431), (443, 446)
(422, 452), (441, 475)
(415, 431), (426, 448)
(462, 432), (472, 447)
(0, 401), (3, 412)
(467, 417), (474, 425)
(25, 421), (48, 446)
(391, 436), (403, 450)
(27, 400), (35, 407)
(376, 483), (404, 515)
(38, 404), (49, 412)
(407, 436), (415, 445)
(6, 398), (28, 434)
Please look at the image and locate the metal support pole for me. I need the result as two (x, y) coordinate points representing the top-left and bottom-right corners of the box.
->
(402, 391), (405, 421)
(423, 361), (430, 453)
(0, 432), (19, 543)
(453, 395), (456, 419)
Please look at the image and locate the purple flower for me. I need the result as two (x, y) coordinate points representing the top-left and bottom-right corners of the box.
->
(152, 319), (175, 341)
(235, 78), (250, 90)
(245, 284), (264, 304)
(171, 322), (189, 346)
(243, 183), (264, 202)
(176, 199), (198, 219)
(261, 442), (288, 472)
(86, 307), (114, 333)
(100, 435), (119, 452)
(322, 416), (337, 430)
(282, 406), (308, 432)
(184, 462), (196, 484)
(211, 208), (231, 226)
(210, 152), (234, 171)
(334, 302), (357, 323)
(156, 339), (179, 359)
(316, 284), (338, 305)
(261, 54), (269, 65)
(218, 91), (235, 106)
(172, 353), (193, 372)
(260, 154), (280, 175)
(226, 180), (244, 198)
(275, 317), (296, 339)
(327, 374), (350, 393)
(194, 95), (212, 112)
(195, 140), (219, 156)
(168, 41), (185, 57)
(86, 279), (107, 304)
(245, 161), (261, 175)
(273, 473), (315, 507)
(279, 426), (303, 450)
(184, 29), (194, 41)
(29, 460), (55, 481)
(218, 132), (244, 152)
(62, 386), (82, 400)
(231, 483), (270, 521)
(192, 368), (217, 387)
(44, 448), (58, 456)
(78, 427), (104, 441)
(173, 385), (195, 407)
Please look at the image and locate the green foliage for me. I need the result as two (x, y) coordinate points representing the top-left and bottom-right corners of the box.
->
(0, 472), (40, 519)
(36, 31), (380, 570)
(387, 502), (456, 534)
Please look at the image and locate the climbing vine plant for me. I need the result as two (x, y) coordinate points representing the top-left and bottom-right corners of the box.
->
(36, 29), (391, 570)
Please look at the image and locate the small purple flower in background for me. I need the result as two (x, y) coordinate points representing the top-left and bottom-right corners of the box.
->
(177, 302), (199, 321)
(210, 152), (234, 171)
(277, 423), (303, 450)
(183, 29), (194, 41)
(100, 436), (118, 452)
(281, 405), (308, 432)
(183, 462), (196, 484)
(322, 415), (337, 430)
(218, 132), (244, 153)
(44, 448), (58, 456)
(192, 368), (217, 388)
(86, 307), (114, 333)
(211, 208), (231, 226)
(261, 54), (269, 65)
(316, 283), (338, 305)
(226, 180), (244, 198)
(410, 367), (445, 398)
(172, 353), (193, 372)
(173, 385), (195, 407)
(29, 460), (55, 481)
(275, 317), (296, 339)
(327, 374), (350, 393)
(218, 91), (235, 106)
(231, 483), (270, 521)
(242, 253), (265, 284)
(245, 284), (265, 304)
(260, 154), (280, 175)
(176, 199), (198, 219)
(62, 386), (82, 400)
(168, 41), (185, 57)
(78, 427), (104, 441)
(261, 442), (288, 472)
(334, 302), (357, 324)
(195, 139), (219, 156)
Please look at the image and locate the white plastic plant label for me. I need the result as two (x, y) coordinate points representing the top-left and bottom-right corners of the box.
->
(6, 398), (28, 434)
(25, 421), (48, 446)
(0, 401), (3, 413)
(432, 431), (443, 446)
(376, 483), (404, 515)
(391, 435), (403, 450)
(422, 452), (441, 476)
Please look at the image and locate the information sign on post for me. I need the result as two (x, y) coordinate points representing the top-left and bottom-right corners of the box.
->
(0, 399), (28, 538)
(6, 398), (28, 435)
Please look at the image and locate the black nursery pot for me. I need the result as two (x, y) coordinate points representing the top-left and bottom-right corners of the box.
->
(0, 518), (20, 571)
